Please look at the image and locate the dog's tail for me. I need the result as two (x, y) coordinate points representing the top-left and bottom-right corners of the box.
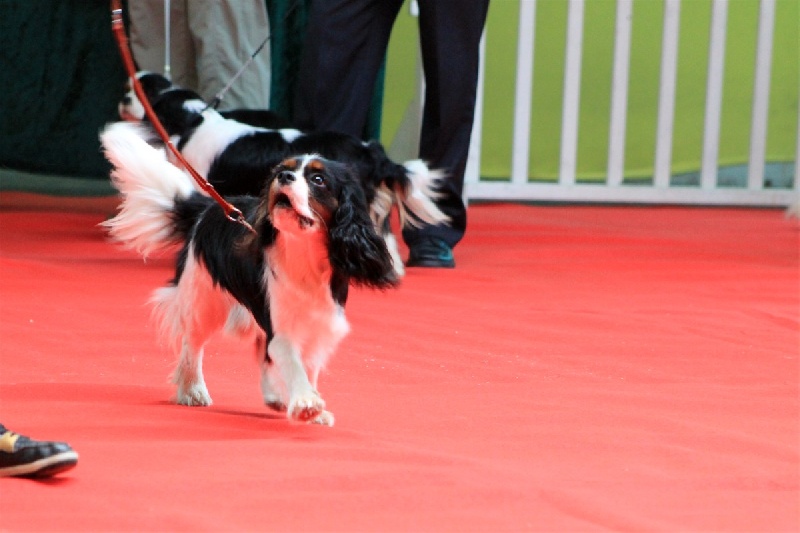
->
(100, 121), (199, 258)
(362, 141), (449, 230)
(394, 159), (450, 230)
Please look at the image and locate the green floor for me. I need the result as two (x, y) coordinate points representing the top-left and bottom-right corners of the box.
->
(0, 167), (116, 197)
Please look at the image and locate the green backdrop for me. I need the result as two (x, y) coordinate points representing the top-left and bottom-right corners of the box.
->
(0, 0), (127, 179)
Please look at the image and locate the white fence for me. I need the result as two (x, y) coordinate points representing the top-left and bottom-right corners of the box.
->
(463, 0), (799, 206)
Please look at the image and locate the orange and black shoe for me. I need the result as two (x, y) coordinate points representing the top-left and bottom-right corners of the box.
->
(0, 425), (78, 478)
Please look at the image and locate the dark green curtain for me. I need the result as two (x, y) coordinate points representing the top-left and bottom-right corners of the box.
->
(265, 0), (309, 122)
(0, 0), (127, 178)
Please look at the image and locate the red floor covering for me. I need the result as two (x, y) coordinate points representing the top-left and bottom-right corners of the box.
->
(0, 196), (797, 531)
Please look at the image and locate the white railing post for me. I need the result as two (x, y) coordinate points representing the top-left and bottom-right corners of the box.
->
(653, 0), (681, 189)
(464, 32), (486, 191)
(701, 0), (728, 190)
(559, 0), (585, 186)
(607, 0), (633, 187)
(511, 0), (536, 186)
(748, 0), (776, 190)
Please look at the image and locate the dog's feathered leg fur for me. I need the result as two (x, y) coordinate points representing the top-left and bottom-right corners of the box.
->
(152, 250), (236, 406)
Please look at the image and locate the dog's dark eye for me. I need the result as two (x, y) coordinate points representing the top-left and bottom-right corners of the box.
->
(310, 174), (326, 187)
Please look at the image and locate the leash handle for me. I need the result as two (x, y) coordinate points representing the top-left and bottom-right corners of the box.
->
(110, 0), (255, 234)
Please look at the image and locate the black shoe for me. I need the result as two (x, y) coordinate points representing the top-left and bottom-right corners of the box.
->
(0, 426), (78, 477)
(406, 237), (455, 268)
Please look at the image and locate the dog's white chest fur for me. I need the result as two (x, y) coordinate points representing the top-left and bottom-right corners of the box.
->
(266, 236), (350, 367)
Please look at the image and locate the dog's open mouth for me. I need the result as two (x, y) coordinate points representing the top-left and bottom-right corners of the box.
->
(273, 193), (315, 229)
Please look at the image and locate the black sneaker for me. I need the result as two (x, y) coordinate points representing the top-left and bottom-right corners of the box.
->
(0, 426), (78, 478)
(406, 237), (455, 268)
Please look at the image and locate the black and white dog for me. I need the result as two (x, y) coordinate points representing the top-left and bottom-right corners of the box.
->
(118, 72), (448, 276)
(101, 122), (397, 426)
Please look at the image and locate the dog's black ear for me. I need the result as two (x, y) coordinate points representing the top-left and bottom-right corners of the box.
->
(329, 180), (398, 289)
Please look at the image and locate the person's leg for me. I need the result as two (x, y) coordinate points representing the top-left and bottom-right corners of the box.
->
(293, 0), (404, 137)
(403, 0), (490, 260)
(187, 0), (272, 109)
(128, 0), (167, 73)
(128, 0), (196, 88)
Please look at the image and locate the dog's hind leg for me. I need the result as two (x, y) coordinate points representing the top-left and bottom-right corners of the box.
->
(157, 253), (228, 407)
(173, 337), (213, 407)
(267, 335), (326, 424)
(153, 286), (211, 406)
(172, 296), (222, 406)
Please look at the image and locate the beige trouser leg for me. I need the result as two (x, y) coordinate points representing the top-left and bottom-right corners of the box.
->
(128, 0), (271, 110)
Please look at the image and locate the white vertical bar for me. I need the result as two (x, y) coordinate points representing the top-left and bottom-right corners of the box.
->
(654, 0), (681, 188)
(607, 0), (633, 187)
(559, 0), (584, 186)
(464, 32), (486, 189)
(511, 0), (536, 186)
(700, 0), (728, 190)
(795, 84), (800, 192)
(748, 0), (776, 190)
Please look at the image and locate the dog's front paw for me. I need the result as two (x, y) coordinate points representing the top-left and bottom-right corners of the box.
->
(175, 383), (212, 406)
(287, 393), (325, 423)
(312, 410), (335, 427)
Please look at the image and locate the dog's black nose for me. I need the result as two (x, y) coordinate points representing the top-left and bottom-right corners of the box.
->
(277, 171), (295, 185)
(121, 96), (131, 105)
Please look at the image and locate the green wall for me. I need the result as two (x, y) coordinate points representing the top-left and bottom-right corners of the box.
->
(381, 0), (798, 182)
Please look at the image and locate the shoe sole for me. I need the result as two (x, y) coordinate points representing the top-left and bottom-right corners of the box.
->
(406, 259), (455, 268)
(0, 451), (78, 478)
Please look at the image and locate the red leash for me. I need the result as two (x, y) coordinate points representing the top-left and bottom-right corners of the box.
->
(109, 0), (255, 235)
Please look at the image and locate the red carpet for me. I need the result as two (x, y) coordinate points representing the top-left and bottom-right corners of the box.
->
(1, 195), (798, 531)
